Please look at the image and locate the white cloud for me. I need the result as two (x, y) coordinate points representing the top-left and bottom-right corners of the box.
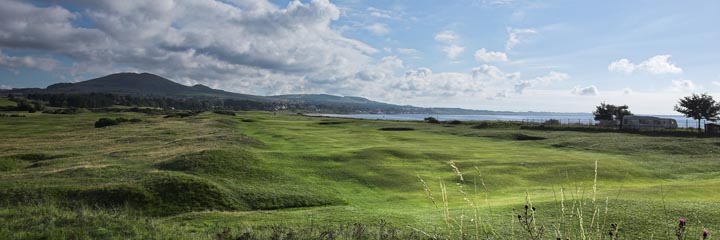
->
(471, 64), (519, 82)
(364, 23), (389, 35)
(712, 81), (720, 87)
(608, 55), (682, 75)
(505, 27), (536, 50)
(571, 85), (599, 96)
(367, 7), (392, 19)
(608, 59), (635, 74)
(396, 48), (419, 55)
(474, 48), (508, 62)
(435, 30), (459, 43)
(639, 55), (683, 74)
(670, 79), (696, 91)
(442, 44), (465, 59)
(514, 71), (569, 94)
(0, 85), (11, 90)
(0, 50), (59, 71)
(480, 0), (516, 7)
(354, 56), (404, 82)
(391, 67), (485, 97)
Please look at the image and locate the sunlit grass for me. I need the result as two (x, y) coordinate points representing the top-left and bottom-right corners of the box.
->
(0, 111), (718, 238)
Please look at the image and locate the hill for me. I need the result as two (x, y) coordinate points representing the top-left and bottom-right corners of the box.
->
(44, 72), (269, 102)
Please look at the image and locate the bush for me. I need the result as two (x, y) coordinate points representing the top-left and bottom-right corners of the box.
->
(129, 118), (142, 123)
(164, 111), (202, 118)
(446, 120), (463, 125)
(424, 117), (439, 124)
(472, 121), (522, 129)
(212, 110), (236, 116)
(0, 114), (25, 117)
(42, 108), (86, 115)
(544, 119), (561, 125)
(94, 118), (119, 128)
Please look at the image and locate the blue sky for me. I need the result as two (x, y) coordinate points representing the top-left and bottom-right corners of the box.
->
(0, 0), (719, 114)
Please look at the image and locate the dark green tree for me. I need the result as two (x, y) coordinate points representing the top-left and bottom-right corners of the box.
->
(674, 93), (720, 131)
(593, 102), (632, 128)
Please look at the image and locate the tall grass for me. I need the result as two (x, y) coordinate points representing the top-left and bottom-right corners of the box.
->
(414, 160), (713, 239)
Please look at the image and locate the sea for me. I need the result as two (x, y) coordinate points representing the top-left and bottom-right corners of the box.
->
(313, 113), (709, 129)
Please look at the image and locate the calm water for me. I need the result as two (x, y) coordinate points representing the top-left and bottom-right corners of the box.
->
(314, 113), (707, 129)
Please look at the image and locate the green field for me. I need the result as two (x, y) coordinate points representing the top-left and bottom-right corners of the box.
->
(1, 110), (719, 239)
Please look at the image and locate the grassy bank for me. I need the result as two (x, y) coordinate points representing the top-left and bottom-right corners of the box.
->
(0, 109), (718, 239)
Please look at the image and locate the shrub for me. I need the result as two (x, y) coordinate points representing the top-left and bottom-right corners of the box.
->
(212, 110), (236, 116)
(164, 111), (202, 118)
(424, 117), (439, 124)
(472, 121), (521, 129)
(446, 120), (463, 125)
(0, 114), (25, 117)
(94, 118), (119, 128)
(42, 108), (86, 115)
(129, 118), (142, 123)
(543, 119), (561, 125)
(379, 127), (415, 131)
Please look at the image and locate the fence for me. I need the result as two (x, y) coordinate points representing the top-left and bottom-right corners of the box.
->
(518, 118), (711, 132)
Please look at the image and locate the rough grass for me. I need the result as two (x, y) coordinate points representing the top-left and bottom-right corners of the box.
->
(0, 111), (719, 238)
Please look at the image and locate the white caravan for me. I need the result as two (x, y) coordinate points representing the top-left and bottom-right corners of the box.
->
(622, 116), (678, 130)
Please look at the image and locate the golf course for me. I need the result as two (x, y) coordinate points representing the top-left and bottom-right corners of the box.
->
(1, 101), (719, 239)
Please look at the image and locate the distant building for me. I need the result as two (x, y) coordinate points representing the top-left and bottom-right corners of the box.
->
(622, 116), (677, 130)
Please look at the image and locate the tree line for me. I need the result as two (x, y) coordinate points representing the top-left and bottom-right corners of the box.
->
(5, 92), (420, 114)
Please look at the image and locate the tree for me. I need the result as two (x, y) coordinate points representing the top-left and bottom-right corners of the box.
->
(593, 102), (632, 128)
(674, 93), (720, 131)
(424, 116), (439, 124)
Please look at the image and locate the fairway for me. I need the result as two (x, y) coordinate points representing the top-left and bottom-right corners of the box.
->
(1, 111), (719, 239)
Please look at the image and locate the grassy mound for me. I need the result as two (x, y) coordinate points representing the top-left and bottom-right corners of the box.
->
(157, 150), (263, 177)
(142, 173), (244, 215)
(0, 153), (74, 171)
(512, 133), (547, 141)
(234, 185), (344, 210)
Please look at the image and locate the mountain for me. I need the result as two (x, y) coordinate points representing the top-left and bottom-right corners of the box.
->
(44, 72), (269, 102)
(4, 72), (572, 115)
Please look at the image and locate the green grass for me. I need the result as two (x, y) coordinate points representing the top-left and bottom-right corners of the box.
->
(0, 111), (719, 239)
(0, 97), (14, 107)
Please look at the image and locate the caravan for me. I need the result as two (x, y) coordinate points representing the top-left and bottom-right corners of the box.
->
(622, 116), (677, 130)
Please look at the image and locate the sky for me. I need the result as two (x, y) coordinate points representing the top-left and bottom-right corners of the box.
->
(0, 0), (719, 114)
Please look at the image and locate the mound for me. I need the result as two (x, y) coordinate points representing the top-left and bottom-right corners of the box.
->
(512, 133), (547, 141)
(72, 184), (152, 208)
(157, 150), (262, 177)
(142, 173), (245, 215)
(236, 185), (344, 210)
(0, 153), (74, 171)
